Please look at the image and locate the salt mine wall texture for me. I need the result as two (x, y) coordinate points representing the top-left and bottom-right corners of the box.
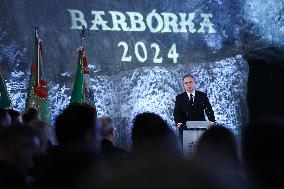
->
(2, 0), (282, 148)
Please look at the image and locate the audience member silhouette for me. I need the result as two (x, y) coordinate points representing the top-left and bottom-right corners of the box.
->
(99, 116), (128, 162)
(7, 109), (22, 125)
(194, 125), (249, 189)
(22, 108), (40, 125)
(0, 125), (40, 189)
(0, 108), (11, 129)
(79, 112), (225, 189)
(29, 120), (52, 154)
(242, 115), (284, 189)
(8, 106), (284, 189)
(28, 120), (53, 185)
(194, 125), (240, 170)
(55, 103), (99, 151)
(131, 112), (179, 157)
(33, 103), (101, 189)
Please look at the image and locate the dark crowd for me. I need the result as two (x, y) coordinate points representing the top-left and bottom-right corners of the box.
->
(0, 104), (283, 189)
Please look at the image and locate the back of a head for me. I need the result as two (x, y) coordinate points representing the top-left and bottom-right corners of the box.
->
(0, 108), (11, 129)
(242, 115), (284, 175)
(0, 125), (40, 172)
(0, 124), (36, 151)
(22, 108), (39, 124)
(7, 109), (21, 125)
(195, 125), (239, 167)
(55, 103), (97, 147)
(131, 112), (177, 155)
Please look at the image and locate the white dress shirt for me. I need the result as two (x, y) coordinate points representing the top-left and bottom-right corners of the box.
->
(186, 90), (195, 102)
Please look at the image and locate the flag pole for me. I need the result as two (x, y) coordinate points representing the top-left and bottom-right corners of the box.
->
(34, 27), (40, 86)
(80, 25), (86, 48)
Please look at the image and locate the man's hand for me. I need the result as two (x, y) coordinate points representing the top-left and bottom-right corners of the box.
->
(177, 123), (182, 128)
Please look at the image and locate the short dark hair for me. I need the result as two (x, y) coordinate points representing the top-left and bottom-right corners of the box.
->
(182, 74), (195, 81)
(22, 108), (39, 124)
(0, 124), (39, 152)
(0, 108), (10, 128)
(55, 103), (97, 145)
(131, 112), (176, 152)
(195, 125), (239, 166)
(7, 109), (21, 124)
(7, 109), (20, 118)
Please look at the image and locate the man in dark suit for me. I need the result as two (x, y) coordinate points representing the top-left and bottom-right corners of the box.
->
(174, 75), (216, 140)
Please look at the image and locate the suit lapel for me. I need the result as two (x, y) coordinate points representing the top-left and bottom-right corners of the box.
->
(192, 91), (199, 110)
(183, 91), (198, 109)
(182, 92), (191, 107)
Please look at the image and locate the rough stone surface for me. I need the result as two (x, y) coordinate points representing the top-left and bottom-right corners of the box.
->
(3, 0), (276, 148)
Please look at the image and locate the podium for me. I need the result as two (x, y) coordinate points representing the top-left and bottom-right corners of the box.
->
(183, 121), (213, 157)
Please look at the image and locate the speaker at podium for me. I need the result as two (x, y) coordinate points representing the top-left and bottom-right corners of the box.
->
(183, 121), (213, 157)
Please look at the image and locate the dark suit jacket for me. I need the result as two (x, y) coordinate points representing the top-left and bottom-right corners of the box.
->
(101, 139), (128, 159)
(174, 91), (215, 129)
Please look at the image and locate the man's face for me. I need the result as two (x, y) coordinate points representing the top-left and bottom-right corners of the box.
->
(183, 76), (196, 93)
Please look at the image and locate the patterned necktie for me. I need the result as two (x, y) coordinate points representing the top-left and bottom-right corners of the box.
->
(189, 94), (194, 105)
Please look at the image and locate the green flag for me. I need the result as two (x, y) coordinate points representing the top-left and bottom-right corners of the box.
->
(70, 47), (95, 107)
(25, 31), (51, 123)
(0, 69), (12, 108)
